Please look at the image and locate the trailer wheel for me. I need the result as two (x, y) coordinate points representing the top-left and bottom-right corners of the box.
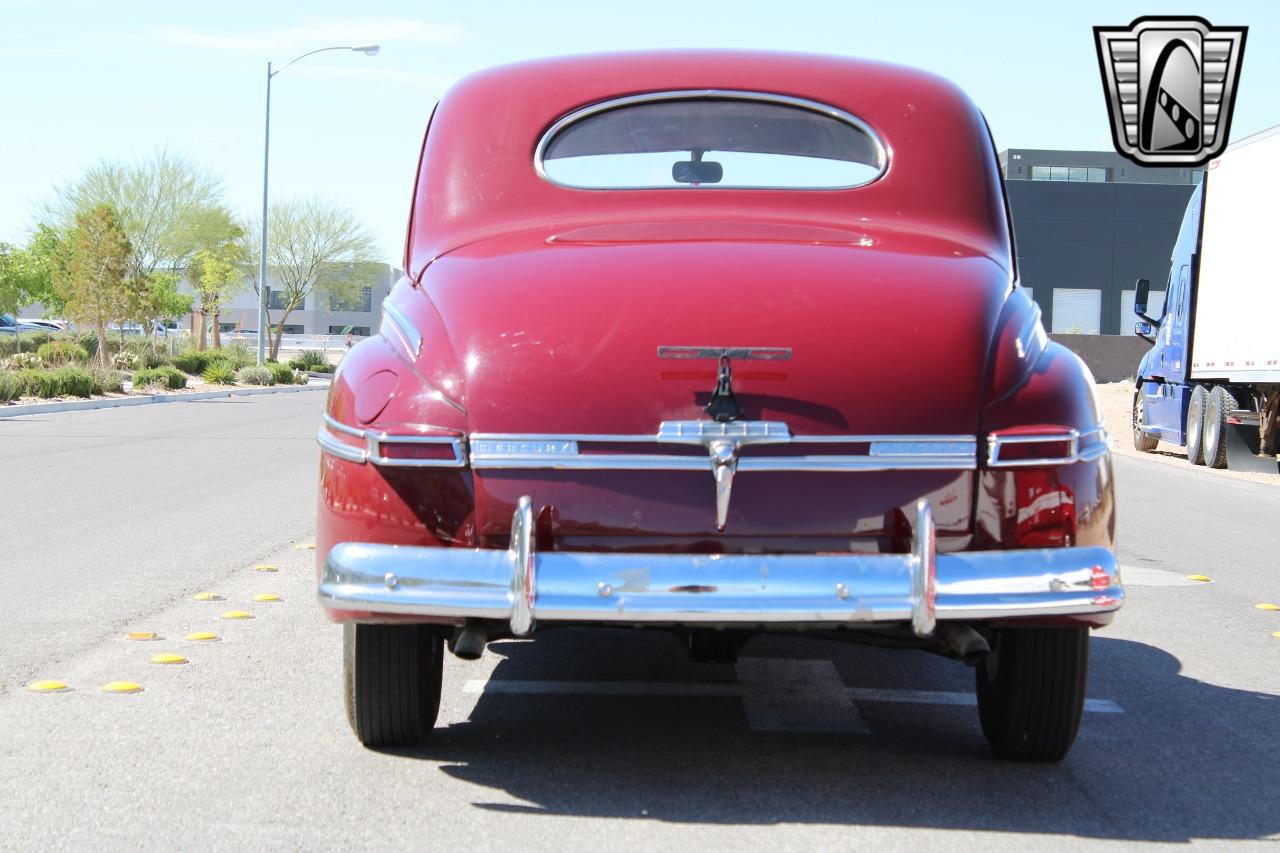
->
(1132, 391), (1158, 452)
(1186, 385), (1209, 465)
(1204, 386), (1238, 469)
(976, 627), (1089, 762)
(344, 623), (443, 748)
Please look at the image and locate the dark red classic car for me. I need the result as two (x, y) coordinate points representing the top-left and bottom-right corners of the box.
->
(316, 50), (1120, 761)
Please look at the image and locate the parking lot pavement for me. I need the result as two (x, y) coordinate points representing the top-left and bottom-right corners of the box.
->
(2, 398), (1278, 850)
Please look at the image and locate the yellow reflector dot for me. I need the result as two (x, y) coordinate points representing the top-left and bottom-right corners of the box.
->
(1254, 603), (1280, 611)
(1184, 574), (1212, 583)
(293, 543), (315, 550)
(194, 592), (221, 602)
(126, 631), (157, 641)
(101, 681), (142, 694)
(151, 653), (187, 665)
(185, 631), (218, 642)
(251, 593), (281, 602)
(1273, 631), (1280, 639)
(253, 564), (278, 572)
(27, 680), (68, 693)
(220, 610), (253, 620)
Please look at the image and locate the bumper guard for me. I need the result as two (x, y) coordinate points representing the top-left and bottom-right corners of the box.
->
(319, 497), (1122, 637)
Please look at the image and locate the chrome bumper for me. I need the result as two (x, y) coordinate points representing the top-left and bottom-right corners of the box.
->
(318, 497), (1123, 637)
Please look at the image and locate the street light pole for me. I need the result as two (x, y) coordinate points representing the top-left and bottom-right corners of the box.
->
(256, 44), (380, 366)
(258, 61), (272, 365)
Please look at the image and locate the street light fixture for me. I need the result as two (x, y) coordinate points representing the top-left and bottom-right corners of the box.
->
(257, 44), (380, 365)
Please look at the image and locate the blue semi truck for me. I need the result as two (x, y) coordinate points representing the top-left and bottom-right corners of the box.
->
(1131, 125), (1280, 473)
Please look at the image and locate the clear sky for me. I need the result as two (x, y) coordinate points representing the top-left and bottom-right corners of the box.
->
(1, 0), (1276, 262)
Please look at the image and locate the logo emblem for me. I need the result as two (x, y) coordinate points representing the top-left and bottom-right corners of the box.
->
(1094, 16), (1246, 167)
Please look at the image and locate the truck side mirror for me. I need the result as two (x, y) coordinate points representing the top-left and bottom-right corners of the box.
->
(1133, 278), (1150, 315)
(1134, 320), (1155, 343)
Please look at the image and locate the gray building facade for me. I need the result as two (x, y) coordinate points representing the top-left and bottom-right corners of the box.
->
(999, 149), (1197, 336)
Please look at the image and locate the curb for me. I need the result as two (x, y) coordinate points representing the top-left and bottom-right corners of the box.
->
(0, 383), (330, 419)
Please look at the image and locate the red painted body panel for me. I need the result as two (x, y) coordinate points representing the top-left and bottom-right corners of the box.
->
(316, 50), (1114, 628)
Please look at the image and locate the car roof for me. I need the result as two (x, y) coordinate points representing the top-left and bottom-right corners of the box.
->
(407, 50), (1011, 277)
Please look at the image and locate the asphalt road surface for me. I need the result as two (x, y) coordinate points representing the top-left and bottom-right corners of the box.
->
(1, 394), (1278, 851)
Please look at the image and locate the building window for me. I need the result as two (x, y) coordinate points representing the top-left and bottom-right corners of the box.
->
(267, 289), (290, 310)
(1051, 288), (1102, 335)
(330, 325), (370, 337)
(218, 322), (238, 333)
(329, 287), (372, 312)
(1031, 165), (1110, 183)
(281, 324), (305, 335)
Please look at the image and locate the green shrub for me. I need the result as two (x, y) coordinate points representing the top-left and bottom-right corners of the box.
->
(6, 352), (41, 369)
(266, 362), (297, 385)
(172, 350), (213, 375)
(52, 366), (94, 398)
(13, 368), (59, 397)
(0, 371), (21, 402)
(90, 368), (125, 394)
(0, 331), (52, 359)
(132, 365), (187, 390)
(202, 361), (236, 385)
(37, 341), (89, 366)
(234, 365), (276, 386)
(288, 350), (329, 371)
(218, 342), (255, 369)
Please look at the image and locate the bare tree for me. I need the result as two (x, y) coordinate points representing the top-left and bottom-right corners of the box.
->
(241, 199), (379, 359)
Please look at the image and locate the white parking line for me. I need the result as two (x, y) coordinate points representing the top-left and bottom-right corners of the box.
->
(460, 657), (1125, 729)
(734, 657), (870, 734)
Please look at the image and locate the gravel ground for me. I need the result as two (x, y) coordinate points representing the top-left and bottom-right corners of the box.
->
(1097, 380), (1280, 486)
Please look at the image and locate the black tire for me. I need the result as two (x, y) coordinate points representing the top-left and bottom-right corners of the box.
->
(976, 627), (1089, 762)
(1186, 385), (1209, 465)
(344, 623), (443, 748)
(1204, 386), (1238, 469)
(1132, 390), (1159, 452)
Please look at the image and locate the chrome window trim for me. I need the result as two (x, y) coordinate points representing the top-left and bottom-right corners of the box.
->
(381, 301), (422, 358)
(317, 412), (466, 469)
(533, 89), (889, 191)
(986, 426), (1109, 468)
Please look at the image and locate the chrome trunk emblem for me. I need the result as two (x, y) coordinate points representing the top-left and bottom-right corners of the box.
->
(659, 420), (791, 530)
(657, 345), (792, 423)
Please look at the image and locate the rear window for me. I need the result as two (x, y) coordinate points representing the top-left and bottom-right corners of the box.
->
(537, 92), (886, 190)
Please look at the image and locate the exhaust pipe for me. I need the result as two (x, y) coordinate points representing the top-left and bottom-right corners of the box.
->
(938, 624), (990, 664)
(449, 623), (488, 660)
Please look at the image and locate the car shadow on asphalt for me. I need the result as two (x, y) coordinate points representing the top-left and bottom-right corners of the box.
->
(388, 629), (1279, 842)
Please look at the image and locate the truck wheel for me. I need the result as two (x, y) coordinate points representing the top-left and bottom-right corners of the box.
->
(1204, 386), (1238, 469)
(1132, 391), (1158, 452)
(1186, 385), (1209, 465)
(975, 627), (1089, 762)
(344, 623), (443, 748)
